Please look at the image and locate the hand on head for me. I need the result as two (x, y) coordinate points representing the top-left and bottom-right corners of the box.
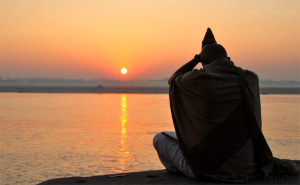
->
(196, 28), (228, 65)
(202, 28), (217, 49)
(193, 28), (218, 64)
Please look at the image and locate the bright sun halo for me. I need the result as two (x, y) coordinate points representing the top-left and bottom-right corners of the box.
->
(121, 68), (127, 75)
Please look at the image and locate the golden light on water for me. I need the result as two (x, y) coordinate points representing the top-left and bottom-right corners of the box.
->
(121, 68), (128, 75)
(0, 93), (299, 184)
(121, 95), (128, 137)
(118, 94), (129, 172)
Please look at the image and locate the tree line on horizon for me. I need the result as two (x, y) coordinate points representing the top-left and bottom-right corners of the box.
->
(0, 77), (299, 88)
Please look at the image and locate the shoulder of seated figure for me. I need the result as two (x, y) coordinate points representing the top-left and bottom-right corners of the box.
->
(243, 69), (259, 81)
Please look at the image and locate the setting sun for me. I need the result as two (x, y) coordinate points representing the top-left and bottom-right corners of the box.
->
(121, 68), (128, 75)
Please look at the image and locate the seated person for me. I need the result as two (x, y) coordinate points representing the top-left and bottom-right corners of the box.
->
(153, 28), (299, 182)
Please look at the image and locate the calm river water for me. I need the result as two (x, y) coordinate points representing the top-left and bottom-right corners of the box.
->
(0, 93), (299, 185)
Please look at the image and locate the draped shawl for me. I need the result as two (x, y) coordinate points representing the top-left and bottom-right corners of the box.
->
(169, 58), (274, 181)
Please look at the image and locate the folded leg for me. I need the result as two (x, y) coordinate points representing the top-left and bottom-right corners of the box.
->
(153, 132), (196, 179)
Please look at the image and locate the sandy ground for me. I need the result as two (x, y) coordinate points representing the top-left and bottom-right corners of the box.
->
(38, 170), (299, 185)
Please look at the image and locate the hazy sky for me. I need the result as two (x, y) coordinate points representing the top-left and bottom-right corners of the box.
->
(1, 0), (299, 80)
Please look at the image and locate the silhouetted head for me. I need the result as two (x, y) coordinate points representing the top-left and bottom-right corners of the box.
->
(200, 43), (228, 65)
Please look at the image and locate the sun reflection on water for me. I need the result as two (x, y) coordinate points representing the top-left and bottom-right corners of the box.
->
(117, 94), (130, 172)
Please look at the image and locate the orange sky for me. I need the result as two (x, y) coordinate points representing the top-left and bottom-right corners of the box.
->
(0, 0), (299, 80)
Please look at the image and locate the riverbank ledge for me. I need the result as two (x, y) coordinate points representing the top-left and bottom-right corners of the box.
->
(38, 170), (299, 185)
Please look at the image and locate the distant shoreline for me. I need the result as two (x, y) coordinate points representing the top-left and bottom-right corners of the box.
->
(0, 86), (299, 94)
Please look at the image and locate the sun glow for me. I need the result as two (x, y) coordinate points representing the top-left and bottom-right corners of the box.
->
(121, 68), (128, 75)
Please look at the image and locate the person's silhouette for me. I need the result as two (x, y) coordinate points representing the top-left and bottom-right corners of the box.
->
(153, 28), (300, 182)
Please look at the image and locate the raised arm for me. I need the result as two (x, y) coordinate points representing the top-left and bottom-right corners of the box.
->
(168, 55), (201, 85)
(173, 55), (200, 76)
(169, 28), (217, 84)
